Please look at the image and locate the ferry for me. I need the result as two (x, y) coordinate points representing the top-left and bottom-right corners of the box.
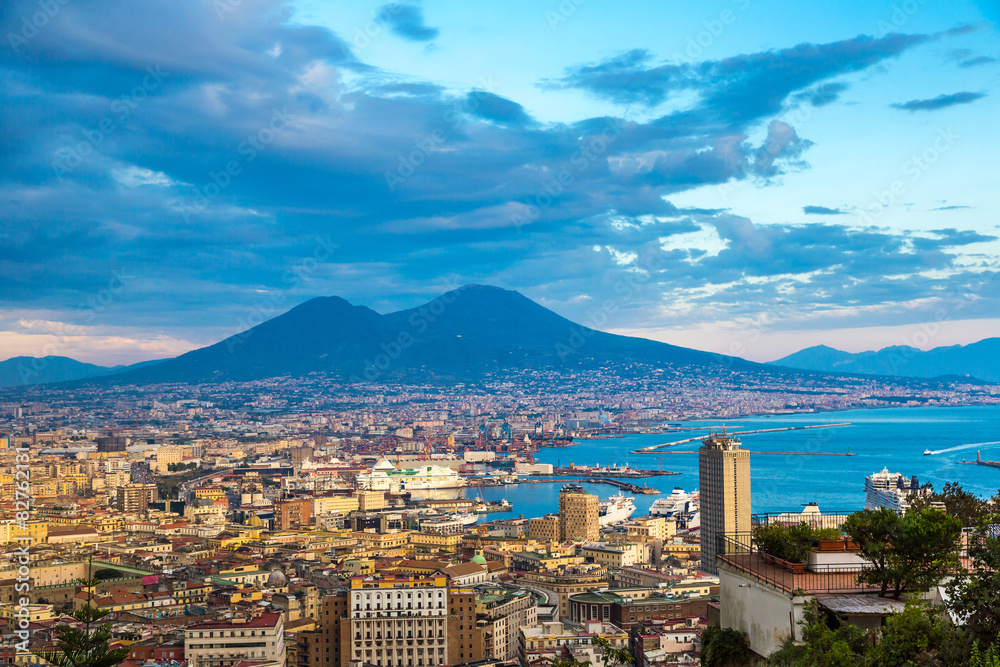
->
(355, 458), (467, 500)
(599, 494), (637, 526)
(649, 488), (699, 519)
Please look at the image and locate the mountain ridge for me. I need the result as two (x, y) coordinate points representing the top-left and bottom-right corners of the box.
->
(771, 339), (1000, 382)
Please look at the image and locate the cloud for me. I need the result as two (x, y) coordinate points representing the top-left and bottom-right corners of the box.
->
(376, 3), (439, 42)
(946, 48), (998, 68)
(890, 91), (987, 111)
(550, 32), (935, 124)
(0, 1), (995, 361)
(792, 82), (849, 107)
(466, 92), (533, 127)
(932, 205), (972, 211)
(803, 205), (847, 215)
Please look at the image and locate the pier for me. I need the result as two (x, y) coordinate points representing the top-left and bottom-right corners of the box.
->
(580, 477), (664, 494)
(651, 450), (856, 456)
(957, 450), (1000, 469)
(631, 422), (852, 454)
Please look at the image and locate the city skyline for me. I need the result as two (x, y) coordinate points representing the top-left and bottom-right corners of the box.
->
(3, 0), (998, 367)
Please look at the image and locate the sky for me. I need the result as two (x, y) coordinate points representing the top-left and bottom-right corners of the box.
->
(1, 0), (998, 365)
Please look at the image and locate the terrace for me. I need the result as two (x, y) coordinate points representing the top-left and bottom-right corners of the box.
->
(716, 510), (972, 595)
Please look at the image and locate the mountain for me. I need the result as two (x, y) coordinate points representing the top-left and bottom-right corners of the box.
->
(0, 355), (163, 387)
(772, 339), (1000, 382)
(94, 285), (760, 385)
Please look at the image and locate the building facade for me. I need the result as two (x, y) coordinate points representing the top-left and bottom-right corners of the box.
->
(698, 432), (750, 574)
(184, 612), (286, 667)
(558, 484), (599, 542)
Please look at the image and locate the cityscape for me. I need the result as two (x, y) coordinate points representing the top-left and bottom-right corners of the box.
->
(2, 1), (999, 667)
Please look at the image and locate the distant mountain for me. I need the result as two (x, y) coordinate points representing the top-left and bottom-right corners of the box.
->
(93, 285), (761, 385)
(0, 355), (163, 387)
(772, 339), (1000, 382)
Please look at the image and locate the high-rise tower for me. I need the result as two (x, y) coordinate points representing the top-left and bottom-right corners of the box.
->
(558, 484), (599, 541)
(699, 430), (750, 574)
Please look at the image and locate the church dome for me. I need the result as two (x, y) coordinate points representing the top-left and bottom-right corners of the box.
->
(471, 555), (487, 566)
(266, 569), (288, 587)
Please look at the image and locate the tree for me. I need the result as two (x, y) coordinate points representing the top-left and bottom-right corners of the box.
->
(909, 482), (991, 527)
(844, 507), (962, 598)
(864, 600), (968, 667)
(970, 643), (1000, 667)
(702, 625), (752, 667)
(35, 568), (131, 667)
(843, 508), (900, 597)
(946, 512), (1000, 648)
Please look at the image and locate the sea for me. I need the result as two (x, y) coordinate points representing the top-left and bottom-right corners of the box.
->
(463, 405), (1000, 519)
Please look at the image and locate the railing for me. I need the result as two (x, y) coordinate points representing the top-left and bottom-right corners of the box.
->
(716, 532), (876, 594)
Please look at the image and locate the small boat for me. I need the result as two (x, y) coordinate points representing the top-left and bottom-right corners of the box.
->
(923, 449), (932, 456)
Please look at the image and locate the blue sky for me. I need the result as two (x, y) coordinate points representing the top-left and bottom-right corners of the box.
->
(1, 0), (998, 365)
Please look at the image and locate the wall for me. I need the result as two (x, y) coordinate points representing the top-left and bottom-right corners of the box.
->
(718, 565), (807, 658)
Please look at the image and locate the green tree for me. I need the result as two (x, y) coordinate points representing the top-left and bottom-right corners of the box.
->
(864, 600), (968, 667)
(970, 643), (1000, 667)
(768, 601), (867, 667)
(702, 625), (752, 667)
(946, 512), (1000, 648)
(35, 570), (131, 667)
(910, 482), (991, 527)
(844, 507), (962, 598)
(843, 508), (900, 597)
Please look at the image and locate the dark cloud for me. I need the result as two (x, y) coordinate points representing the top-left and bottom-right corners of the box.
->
(376, 4), (439, 42)
(792, 82), (850, 107)
(947, 48), (997, 68)
(550, 33), (935, 124)
(466, 92), (533, 127)
(890, 91), (987, 111)
(803, 205), (847, 215)
(0, 0), (994, 351)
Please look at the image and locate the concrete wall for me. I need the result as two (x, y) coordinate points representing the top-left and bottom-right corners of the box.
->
(718, 565), (808, 658)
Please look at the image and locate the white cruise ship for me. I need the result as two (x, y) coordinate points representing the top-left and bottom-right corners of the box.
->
(598, 494), (636, 526)
(649, 488), (699, 518)
(864, 467), (928, 513)
(356, 458), (467, 500)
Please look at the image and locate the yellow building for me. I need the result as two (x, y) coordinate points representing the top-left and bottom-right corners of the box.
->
(627, 516), (676, 542)
(558, 485), (599, 542)
(527, 515), (560, 542)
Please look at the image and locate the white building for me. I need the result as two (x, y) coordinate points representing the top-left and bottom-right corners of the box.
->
(185, 612), (285, 667)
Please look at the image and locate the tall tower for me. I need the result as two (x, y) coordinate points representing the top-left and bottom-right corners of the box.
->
(699, 430), (750, 574)
(558, 484), (599, 541)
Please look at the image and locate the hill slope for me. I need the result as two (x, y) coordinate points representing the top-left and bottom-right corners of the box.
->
(0, 355), (161, 387)
(772, 339), (1000, 382)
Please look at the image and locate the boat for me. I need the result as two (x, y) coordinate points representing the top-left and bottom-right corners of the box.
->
(923, 449), (932, 456)
(355, 458), (467, 499)
(598, 493), (636, 526)
(649, 488), (699, 519)
(864, 468), (929, 513)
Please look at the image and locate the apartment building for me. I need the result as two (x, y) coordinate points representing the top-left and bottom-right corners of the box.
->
(185, 612), (286, 667)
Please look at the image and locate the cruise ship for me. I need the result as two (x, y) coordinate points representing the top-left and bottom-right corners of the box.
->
(355, 458), (467, 500)
(864, 467), (928, 513)
(649, 488), (699, 519)
(598, 494), (637, 526)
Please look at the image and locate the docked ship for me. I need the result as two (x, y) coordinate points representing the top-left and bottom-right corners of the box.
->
(864, 467), (928, 513)
(355, 458), (467, 500)
(649, 488), (699, 519)
(598, 494), (637, 526)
